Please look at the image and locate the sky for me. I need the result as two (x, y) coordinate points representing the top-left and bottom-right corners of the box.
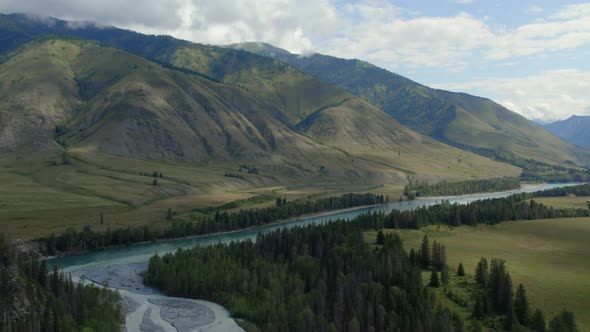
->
(1, 0), (589, 122)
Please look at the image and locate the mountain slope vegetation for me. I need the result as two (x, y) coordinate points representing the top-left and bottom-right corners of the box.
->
(229, 42), (590, 168)
(0, 15), (519, 184)
(544, 115), (590, 150)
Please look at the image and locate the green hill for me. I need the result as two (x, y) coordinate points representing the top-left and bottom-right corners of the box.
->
(0, 14), (520, 184)
(228, 42), (590, 168)
(0, 39), (518, 183)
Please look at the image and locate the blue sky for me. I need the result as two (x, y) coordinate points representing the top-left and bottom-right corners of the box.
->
(2, 0), (589, 121)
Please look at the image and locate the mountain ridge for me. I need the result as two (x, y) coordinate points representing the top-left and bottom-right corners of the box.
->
(227, 42), (590, 168)
(0, 33), (519, 183)
(544, 115), (590, 150)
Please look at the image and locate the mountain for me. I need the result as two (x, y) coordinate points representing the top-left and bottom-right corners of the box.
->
(228, 42), (590, 168)
(544, 115), (590, 150)
(0, 15), (520, 184)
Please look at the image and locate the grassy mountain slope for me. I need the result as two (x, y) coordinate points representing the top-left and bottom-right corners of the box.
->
(0, 15), (520, 184)
(544, 115), (590, 150)
(229, 42), (590, 167)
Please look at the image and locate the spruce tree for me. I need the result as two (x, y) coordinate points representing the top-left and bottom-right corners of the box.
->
(549, 310), (577, 332)
(457, 262), (465, 276)
(475, 257), (488, 287)
(421, 234), (430, 268)
(376, 230), (385, 245)
(441, 265), (450, 286)
(514, 284), (530, 326)
(531, 309), (546, 332)
(429, 270), (440, 288)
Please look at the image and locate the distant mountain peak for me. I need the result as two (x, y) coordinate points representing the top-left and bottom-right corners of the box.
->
(544, 115), (590, 150)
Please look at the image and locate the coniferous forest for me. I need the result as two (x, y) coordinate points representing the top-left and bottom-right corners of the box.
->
(145, 212), (579, 332)
(146, 222), (463, 332)
(404, 177), (521, 198)
(0, 235), (124, 331)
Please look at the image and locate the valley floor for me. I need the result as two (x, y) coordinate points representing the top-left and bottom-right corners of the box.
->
(0, 151), (406, 239)
(365, 217), (590, 330)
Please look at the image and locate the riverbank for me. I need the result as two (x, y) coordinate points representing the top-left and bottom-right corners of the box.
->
(43, 203), (381, 260)
(416, 182), (581, 201)
(69, 263), (244, 332)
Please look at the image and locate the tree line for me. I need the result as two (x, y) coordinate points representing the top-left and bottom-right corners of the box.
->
(471, 257), (576, 332)
(0, 234), (124, 331)
(349, 195), (588, 232)
(404, 177), (521, 199)
(43, 193), (385, 254)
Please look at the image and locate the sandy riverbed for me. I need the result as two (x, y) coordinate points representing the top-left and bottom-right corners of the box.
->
(69, 263), (243, 332)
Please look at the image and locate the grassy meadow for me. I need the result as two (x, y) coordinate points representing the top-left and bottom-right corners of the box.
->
(535, 196), (590, 209)
(365, 218), (590, 330)
(0, 150), (410, 239)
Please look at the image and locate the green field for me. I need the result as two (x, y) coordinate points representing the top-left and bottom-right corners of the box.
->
(535, 196), (590, 209)
(365, 218), (590, 330)
(0, 150), (412, 239)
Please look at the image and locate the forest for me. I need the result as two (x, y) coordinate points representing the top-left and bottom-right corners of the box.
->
(145, 214), (579, 332)
(43, 193), (385, 254)
(404, 177), (521, 198)
(145, 222), (464, 332)
(357, 184), (590, 231)
(0, 234), (124, 331)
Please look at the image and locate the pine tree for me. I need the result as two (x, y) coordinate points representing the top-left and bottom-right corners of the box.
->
(409, 248), (418, 265)
(531, 309), (546, 332)
(441, 265), (450, 286)
(475, 257), (488, 286)
(432, 241), (441, 270)
(457, 262), (465, 276)
(421, 234), (430, 268)
(549, 310), (577, 332)
(514, 284), (530, 326)
(376, 230), (385, 245)
(38, 260), (48, 288)
(472, 297), (484, 319)
(429, 270), (440, 288)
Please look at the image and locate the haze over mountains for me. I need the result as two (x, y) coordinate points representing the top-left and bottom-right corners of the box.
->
(544, 115), (590, 150)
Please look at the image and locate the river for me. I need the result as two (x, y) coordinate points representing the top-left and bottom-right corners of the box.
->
(48, 182), (578, 331)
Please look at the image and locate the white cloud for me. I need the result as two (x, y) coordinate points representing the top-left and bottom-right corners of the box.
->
(455, 0), (473, 4)
(526, 5), (543, 15)
(433, 70), (590, 122)
(2, 0), (590, 69)
(317, 6), (494, 69)
(0, 0), (341, 54)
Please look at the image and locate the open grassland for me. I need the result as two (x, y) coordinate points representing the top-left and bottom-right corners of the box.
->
(535, 196), (590, 209)
(365, 218), (590, 330)
(0, 151), (411, 239)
